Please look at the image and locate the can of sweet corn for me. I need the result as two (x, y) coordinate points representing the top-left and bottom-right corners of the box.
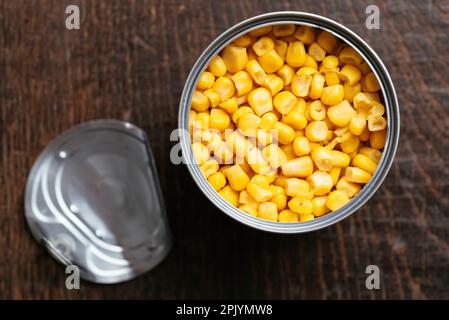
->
(179, 11), (399, 233)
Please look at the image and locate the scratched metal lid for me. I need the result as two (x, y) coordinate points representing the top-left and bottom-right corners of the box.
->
(24, 120), (171, 284)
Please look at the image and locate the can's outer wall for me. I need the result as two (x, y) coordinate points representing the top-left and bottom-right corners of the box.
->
(179, 12), (400, 233)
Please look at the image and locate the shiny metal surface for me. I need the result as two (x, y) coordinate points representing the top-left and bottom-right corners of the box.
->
(179, 11), (400, 233)
(25, 120), (171, 283)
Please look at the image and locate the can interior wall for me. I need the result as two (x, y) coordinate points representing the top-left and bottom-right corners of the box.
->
(179, 11), (400, 233)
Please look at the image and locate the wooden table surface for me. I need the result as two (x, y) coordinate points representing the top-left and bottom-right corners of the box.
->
(1, 0), (448, 299)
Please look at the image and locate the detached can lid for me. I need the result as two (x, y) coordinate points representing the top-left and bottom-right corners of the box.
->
(25, 120), (171, 284)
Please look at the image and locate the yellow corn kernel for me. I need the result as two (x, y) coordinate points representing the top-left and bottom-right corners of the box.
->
(340, 134), (360, 153)
(218, 185), (239, 207)
(367, 102), (385, 120)
(237, 113), (261, 137)
(263, 144), (288, 169)
(322, 55), (339, 70)
(257, 202), (278, 221)
(274, 40), (288, 59)
(358, 62), (370, 75)
(288, 198), (313, 215)
(285, 178), (310, 197)
(325, 71), (341, 86)
(339, 64), (362, 86)
(281, 144), (296, 160)
(250, 174), (270, 188)
(345, 167), (372, 184)
(352, 154), (377, 174)
(212, 77), (235, 101)
(195, 112), (210, 131)
(308, 73), (325, 100)
(239, 189), (258, 208)
(208, 55), (227, 77)
(344, 82), (362, 103)
(261, 74), (284, 96)
(264, 170), (278, 184)
(281, 156), (313, 178)
(278, 210), (299, 222)
(308, 42), (326, 61)
(218, 98), (238, 114)
(293, 136), (310, 156)
(303, 54), (318, 69)
(230, 71), (253, 96)
(297, 67), (317, 76)
(274, 174), (288, 187)
(258, 49), (284, 73)
(294, 26), (315, 44)
(349, 150), (358, 160)
(249, 26), (272, 37)
(307, 171), (333, 195)
(339, 47), (363, 65)
(207, 171), (226, 191)
(364, 72), (381, 92)
(331, 150), (351, 168)
(203, 89), (221, 107)
(299, 213), (315, 222)
(359, 147), (382, 163)
(326, 190), (350, 211)
(245, 60), (267, 85)
(209, 108), (230, 132)
(327, 100), (356, 127)
(291, 74), (312, 97)
(273, 91), (297, 115)
(336, 177), (361, 198)
(225, 131), (249, 157)
(239, 204), (257, 216)
(311, 147), (334, 171)
(282, 102), (308, 130)
(349, 113), (367, 135)
(259, 112), (278, 129)
(273, 24), (296, 36)
(252, 36), (275, 56)
(191, 90), (210, 112)
(273, 121), (295, 145)
(226, 164), (250, 191)
(197, 71), (215, 90)
(305, 120), (328, 142)
(214, 142), (234, 165)
(247, 146), (271, 174)
(308, 100), (326, 121)
(368, 116), (387, 132)
(248, 88), (273, 116)
(317, 31), (339, 53)
(269, 186), (287, 211)
(285, 41), (306, 67)
(189, 109), (197, 131)
(359, 126), (370, 142)
(370, 130), (386, 149)
(247, 183), (272, 203)
(235, 93), (248, 106)
(200, 158), (219, 178)
(232, 106), (254, 123)
(320, 84), (344, 105)
(221, 45), (248, 73)
(256, 129), (273, 147)
(233, 34), (252, 47)
(353, 92), (374, 113)
(312, 196), (330, 217)
(277, 64), (295, 86)
(329, 167), (342, 185)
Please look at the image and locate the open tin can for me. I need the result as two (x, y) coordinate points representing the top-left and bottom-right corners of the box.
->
(179, 11), (400, 233)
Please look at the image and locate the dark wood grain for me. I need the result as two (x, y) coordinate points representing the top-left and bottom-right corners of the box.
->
(0, 0), (448, 299)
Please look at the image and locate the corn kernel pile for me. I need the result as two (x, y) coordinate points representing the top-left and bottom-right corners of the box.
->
(189, 24), (387, 223)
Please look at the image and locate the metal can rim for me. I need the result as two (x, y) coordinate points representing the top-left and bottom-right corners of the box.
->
(179, 11), (400, 233)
